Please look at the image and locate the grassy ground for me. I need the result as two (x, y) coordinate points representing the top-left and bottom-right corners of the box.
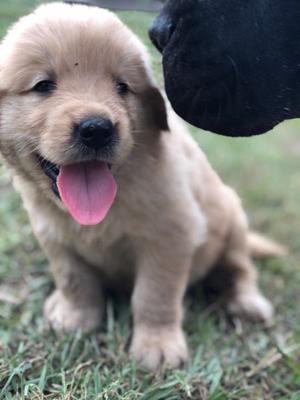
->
(0, 1), (300, 399)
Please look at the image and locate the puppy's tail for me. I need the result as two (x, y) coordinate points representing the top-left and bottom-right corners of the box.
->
(247, 232), (287, 259)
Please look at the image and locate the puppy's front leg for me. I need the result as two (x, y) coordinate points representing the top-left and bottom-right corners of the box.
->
(43, 243), (103, 332)
(130, 243), (190, 371)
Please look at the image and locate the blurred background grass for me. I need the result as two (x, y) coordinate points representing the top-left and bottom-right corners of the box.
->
(0, 1), (299, 399)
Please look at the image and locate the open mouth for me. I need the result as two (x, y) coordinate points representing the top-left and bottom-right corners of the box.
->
(37, 155), (117, 226)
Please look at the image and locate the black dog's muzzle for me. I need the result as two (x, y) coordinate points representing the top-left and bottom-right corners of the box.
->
(149, 15), (174, 52)
(149, 0), (300, 136)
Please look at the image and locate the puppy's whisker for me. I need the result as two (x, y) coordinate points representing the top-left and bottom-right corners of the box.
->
(15, 143), (39, 156)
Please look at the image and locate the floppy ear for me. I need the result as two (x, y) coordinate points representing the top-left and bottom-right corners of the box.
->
(121, 32), (169, 131)
(139, 85), (169, 132)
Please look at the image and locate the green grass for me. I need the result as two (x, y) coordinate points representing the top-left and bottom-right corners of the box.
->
(0, 1), (300, 399)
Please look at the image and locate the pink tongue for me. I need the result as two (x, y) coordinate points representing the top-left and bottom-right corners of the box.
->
(57, 161), (117, 226)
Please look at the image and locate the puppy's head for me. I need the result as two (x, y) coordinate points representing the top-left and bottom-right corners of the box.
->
(0, 2), (168, 225)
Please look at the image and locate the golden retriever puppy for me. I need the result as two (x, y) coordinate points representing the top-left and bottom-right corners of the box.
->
(0, 3), (284, 371)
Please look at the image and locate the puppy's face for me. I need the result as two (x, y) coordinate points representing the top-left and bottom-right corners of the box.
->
(0, 3), (167, 225)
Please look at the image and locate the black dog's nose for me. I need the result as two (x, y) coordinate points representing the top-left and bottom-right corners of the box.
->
(78, 117), (115, 150)
(149, 16), (174, 52)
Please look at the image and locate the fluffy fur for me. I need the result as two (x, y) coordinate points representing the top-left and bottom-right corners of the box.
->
(0, 3), (284, 371)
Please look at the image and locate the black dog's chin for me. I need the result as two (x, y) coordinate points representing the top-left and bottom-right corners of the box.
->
(185, 111), (275, 137)
(168, 89), (274, 137)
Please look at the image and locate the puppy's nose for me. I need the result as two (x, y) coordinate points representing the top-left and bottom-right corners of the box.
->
(149, 16), (174, 52)
(77, 117), (115, 150)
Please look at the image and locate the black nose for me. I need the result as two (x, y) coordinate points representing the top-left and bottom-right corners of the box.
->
(77, 117), (115, 150)
(149, 16), (174, 52)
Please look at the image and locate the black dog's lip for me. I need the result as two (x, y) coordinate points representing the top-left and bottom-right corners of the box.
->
(154, 27), (175, 54)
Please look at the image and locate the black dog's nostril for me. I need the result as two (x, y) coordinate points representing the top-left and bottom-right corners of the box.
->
(149, 16), (174, 52)
(78, 117), (115, 150)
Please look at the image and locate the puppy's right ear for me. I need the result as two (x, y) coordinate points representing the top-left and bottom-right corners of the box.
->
(139, 85), (169, 132)
(121, 36), (169, 132)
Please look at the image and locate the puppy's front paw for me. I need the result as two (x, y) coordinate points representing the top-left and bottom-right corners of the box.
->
(44, 290), (102, 332)
(227, 290), (274, 324)
(130, 325), (188, 371)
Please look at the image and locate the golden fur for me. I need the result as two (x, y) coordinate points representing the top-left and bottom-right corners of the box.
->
(0, 3), (284, 371)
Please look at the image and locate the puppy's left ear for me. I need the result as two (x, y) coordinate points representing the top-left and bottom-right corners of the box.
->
(140, 86), (169, 132)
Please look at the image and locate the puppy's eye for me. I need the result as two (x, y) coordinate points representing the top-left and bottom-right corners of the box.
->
(116, 82), (129, 96)
(32, 80), (56, 94)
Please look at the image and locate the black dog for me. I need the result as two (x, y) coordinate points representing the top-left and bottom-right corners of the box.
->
(150, 0), (300, 137)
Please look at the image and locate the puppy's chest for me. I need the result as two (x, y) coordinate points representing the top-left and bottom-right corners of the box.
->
(65, 217), (133, 270)
(73, 227), (133, 270)
(32, 204), (133, 271)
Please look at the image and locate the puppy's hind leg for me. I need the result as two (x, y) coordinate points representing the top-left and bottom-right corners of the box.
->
(43, 243), (104, 332)
(223, 254), (274, 324)
(214, 213), (274, 324)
